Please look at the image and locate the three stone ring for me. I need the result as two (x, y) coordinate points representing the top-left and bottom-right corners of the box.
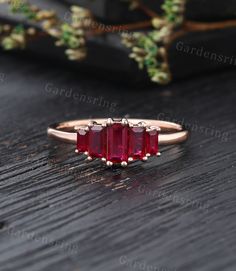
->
(47, 118), (189, 167)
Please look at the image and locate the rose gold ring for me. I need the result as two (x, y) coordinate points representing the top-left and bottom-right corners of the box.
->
(47, 118), (189, 167)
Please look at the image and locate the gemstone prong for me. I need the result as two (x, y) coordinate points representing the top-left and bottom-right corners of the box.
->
(129, 123), (134, 128)
(87, 156), (93, 161)
(75, 149), (79, 153)
(74, 125), (83, 131)
(128, 157), (133, 162)
(149, 126), (158, 131)
(138, 121), (146, 127)
(146, 153), (151, 157)
(106, 161), (113, 167)
(106, 118), (114, 126)
(157, 152), (161, 156)
(88, 121), (94, 127)
(84, 151), (88, 155)
(75, 126), (88, 132)
(121, 161), (128, 167)
(142, 156), (148, 161)
(121, 118), (129, 126)
(101, 157), (106, 162)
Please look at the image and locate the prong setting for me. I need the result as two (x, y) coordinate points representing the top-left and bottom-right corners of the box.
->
(150, 125), (161, 131)
(142, 156), (148, 162)
(121, 161), (128, 167)
(88, 121), (95, 127)
(106, 161), (113, 167)
(75, 118), (160, 167)
(121, 118), (129, 126)
(74, 125), (88, 132)
(129, 122), (134, 128)
(106, 118), (113, 126)
(146, 126), (157, 132)
(138, 121), (146, 127)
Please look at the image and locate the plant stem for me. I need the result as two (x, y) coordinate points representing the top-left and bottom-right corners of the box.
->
(2, 18), (236, 48)
(184, 19), (236, 31)
(135, 0), (160, 18)
(93, 18), (236, 36)
(92, 20), (152, 35)
(167, 19), (236, 45)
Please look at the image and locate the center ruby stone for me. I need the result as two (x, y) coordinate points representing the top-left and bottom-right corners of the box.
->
(107, 123), (128, 163)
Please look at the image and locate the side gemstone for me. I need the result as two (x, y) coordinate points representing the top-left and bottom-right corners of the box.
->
(88, 125), (106, 158)
(145, 129), (159, 155)
(77, 129), (88, 152)
(128, 126), (146, 160)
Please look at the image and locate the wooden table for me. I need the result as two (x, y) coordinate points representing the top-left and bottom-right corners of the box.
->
(0, 52), (236, 271)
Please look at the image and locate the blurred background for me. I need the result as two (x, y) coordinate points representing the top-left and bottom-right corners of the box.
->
(1, 0), (236, 85)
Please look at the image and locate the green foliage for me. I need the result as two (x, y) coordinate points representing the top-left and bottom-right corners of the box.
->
(121, 0), (186, 84)
(162, 0), (185, 25)
(10, 1), (37, 20)
(56, 23), (86, 60)
(1, 24), (26, 50)
(0, 0), (187, 85)
(121, 31), (171, 84)
(54, 6), (92, 61)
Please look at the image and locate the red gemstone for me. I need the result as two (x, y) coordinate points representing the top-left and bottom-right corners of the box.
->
(128, 126), (146, 159)
(145, 130), (159, 155)
(77, 129), (88, 152)
(107, 123), (128, 163)
(88, 125), (106, 158)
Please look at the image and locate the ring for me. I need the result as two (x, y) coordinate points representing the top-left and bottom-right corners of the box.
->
(47, 118), (189, 167)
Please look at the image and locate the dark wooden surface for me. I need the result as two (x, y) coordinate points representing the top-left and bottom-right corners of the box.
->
(0, 51), (236, 271)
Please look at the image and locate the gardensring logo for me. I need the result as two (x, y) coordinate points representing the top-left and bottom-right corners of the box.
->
(176, 41), (236, 66)
(7, 226), (78, 256)
(138, 184), (210, 214)
(157, 112), (229, 142)
(64, 11), (134, 38)
(45, 82), (118, 113)
(119, 255), (176, 271)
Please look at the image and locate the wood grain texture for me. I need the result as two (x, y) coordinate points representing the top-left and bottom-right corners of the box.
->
(0, 52), (236, 271)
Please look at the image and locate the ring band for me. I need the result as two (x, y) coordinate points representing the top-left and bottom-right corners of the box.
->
(47, 118), (189, 167)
